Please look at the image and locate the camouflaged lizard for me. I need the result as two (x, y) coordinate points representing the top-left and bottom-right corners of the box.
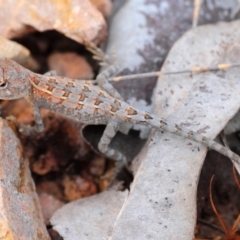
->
(0, 57), (240, 174)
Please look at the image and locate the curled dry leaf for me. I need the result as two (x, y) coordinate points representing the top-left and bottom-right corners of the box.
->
(0, 119), (49, 239)
(0, 0), (107, 44)
(63, 175), (97, 202)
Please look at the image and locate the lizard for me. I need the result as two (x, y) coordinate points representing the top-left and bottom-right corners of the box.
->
(0, 57), (240, 175)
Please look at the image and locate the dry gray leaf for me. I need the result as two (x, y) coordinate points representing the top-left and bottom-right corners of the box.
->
(106, 0), (239, 104)
(50, 188), (128, 240)
(110, 20), (240, 240)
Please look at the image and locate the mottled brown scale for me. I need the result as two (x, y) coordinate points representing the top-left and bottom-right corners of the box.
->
(66, 82), (74, 87)
(114, 99), (121, 107)
(49, 78), (57, 84)
(127, 107), (138, 115)
(47, 85), (54, 92)
(94, 98), (103, 105)
(83, 85), (91, 92)
(99, 91), (105, 97)
(110, 105), (119, 113)
(85, 80), (92, 85)
(144, 114), (153, 120)
(63, 90), (71, 97)
(125, 116), (132, 121)
(31, 77), (40, 85)
(76, 103), (83, 110)
(139, 120), (148, 124)
(93, 107), (99, 115)
(79, 93), (86, 101)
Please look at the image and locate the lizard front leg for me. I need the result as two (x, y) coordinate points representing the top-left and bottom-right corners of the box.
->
(96, 64), (123, 101)
(29, 99), (44, 132)
(7, 99), (44, 136)
(13, 97), (44, 136)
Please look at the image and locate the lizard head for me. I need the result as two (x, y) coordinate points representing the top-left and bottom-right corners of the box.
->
(0, 58), (31, 99)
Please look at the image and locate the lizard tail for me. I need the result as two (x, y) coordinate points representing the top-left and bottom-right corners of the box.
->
(129, 111), (240, 174)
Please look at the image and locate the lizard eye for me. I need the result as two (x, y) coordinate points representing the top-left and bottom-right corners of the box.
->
(0, 82), (7, 88)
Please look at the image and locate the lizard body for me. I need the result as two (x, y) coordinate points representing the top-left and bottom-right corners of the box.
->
(0, 58), (239, 172)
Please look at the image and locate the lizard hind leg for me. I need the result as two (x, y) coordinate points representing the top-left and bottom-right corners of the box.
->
(119, 122), (133, 135)
(98, 120), (128, 180)
(98, 120), (127, 162)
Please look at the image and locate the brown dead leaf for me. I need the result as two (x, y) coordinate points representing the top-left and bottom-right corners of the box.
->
(89, 156), (106, 176)
(0, 0), (107, 44)
(63, 175), (97, 201)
